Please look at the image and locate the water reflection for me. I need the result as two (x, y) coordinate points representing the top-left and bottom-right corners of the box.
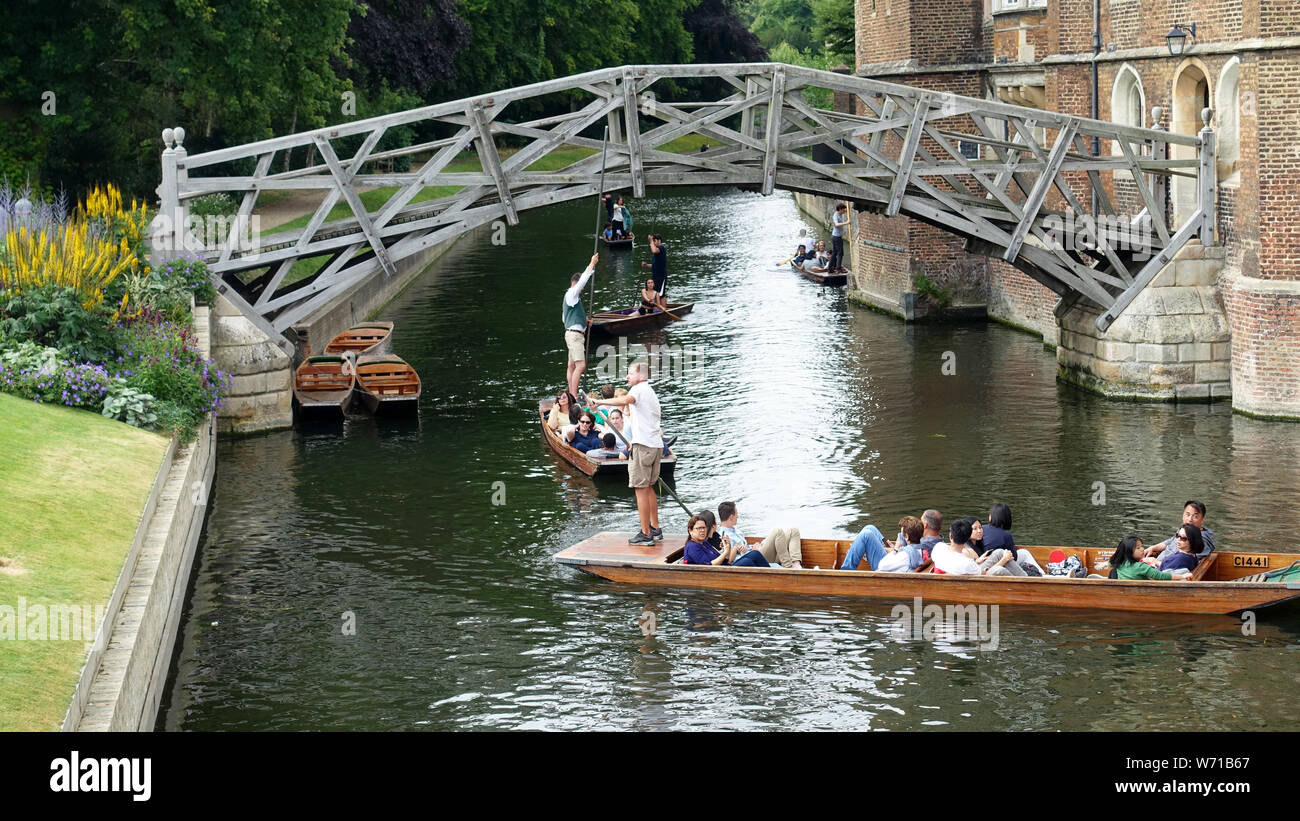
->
(162, 187), (1300, 732)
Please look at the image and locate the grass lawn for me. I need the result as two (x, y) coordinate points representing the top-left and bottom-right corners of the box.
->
(0, 393), (170, 731)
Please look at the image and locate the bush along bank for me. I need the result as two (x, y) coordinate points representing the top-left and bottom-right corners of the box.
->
(0, 183), (228, 442)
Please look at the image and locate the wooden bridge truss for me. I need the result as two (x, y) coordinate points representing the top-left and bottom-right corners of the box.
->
(155, 63), (1214, 353)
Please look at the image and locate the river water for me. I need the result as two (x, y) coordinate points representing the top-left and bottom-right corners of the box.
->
(161, 188), (1300, 731)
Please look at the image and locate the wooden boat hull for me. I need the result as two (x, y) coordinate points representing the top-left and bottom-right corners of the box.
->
(554, 533), (1300, 616)
(600, 236), (634, 248)
(323, 321), (394, 356)
(538, 402), (676, 479)
(355, 354), (421, 415)
(793, 264), (847, 286)
(293, 355), (356, 420)
(589, 301), (694, 336)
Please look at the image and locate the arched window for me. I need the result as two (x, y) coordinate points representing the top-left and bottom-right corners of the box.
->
(1110, 64), (1145, 157)
(1216, 58), (1241, 183)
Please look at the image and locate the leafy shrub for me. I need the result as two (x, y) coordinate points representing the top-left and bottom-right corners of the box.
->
(0, 342), (114, 410)
(912, 273), (953, 309)
(0, 285), (121, 362)
(101, 380), (158, 427)
(116, 257), (215, 320)
(118, 315), (228, 437)
(188, 193), (238, 220)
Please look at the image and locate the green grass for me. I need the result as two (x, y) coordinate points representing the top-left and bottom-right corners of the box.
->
(0, 393), (169, 731)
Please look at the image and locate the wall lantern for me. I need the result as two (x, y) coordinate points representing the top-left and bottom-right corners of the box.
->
(1166, 23), (1197, 57)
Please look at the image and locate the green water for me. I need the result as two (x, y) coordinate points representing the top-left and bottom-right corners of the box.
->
(160, 188), (1300, 731)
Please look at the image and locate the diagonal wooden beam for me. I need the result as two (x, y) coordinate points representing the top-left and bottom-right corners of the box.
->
(885, 98), (929, 216)
(313, 134), (397, 276)
(621, 68), (646, 197)
(1003, 122), (1076, 261)
(469, 101), (518, 225)
(761, 67), (786, 195)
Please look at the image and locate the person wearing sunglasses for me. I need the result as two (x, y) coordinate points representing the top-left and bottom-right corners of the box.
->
(547, 390), (581, 433)
(682, 514), (769, 567)
(563, 411), (604, 453)
(1158, 524), (1204, 574)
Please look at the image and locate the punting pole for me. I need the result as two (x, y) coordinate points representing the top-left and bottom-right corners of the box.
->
(601, 414), (692, 518)
(583, 126), (610, 364)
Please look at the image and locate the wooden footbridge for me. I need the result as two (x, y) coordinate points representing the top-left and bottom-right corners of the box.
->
(154, 63), (1216, 353)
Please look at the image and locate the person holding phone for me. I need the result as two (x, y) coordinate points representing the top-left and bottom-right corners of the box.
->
(683, 514), (769, 567)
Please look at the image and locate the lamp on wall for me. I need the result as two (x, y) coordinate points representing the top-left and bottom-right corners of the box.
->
(1165, 23), (1197, 56)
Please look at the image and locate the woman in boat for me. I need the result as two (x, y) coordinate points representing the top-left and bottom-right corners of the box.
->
(547, 390), (581, 432)
(564, 411), (604, 453)
(1108, 535), (1192, 580)
(1158, 524), (1203, 574)
(682, 514), (769, 567)
(637, 279), (659, 315)
(807, 241), (831, 273)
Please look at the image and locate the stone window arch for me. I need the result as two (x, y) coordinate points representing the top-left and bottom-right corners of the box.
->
(1216, 57), (1241, 183)
(1171, 59), (1213, 227)
(1110, 64), (1145, 158)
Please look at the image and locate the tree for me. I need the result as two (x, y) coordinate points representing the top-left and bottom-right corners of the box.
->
(686, 0), (768, 64)
(741, 0), (815, 54)
(811, 0), (855, 61)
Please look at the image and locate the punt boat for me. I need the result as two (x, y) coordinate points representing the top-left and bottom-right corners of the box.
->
(293, 354), (356, 419)
(792, 262), (847, 287)
(554, 533), (1300, 616)
(323, 321), (394, 356)
(589, 301), (694, 336)
(538, 399), (676, 479)
(600, 235), (635, 248)
(354, 353), (421, 414)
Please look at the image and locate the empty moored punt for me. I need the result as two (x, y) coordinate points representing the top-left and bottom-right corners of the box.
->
(293, 355), (356, 419)
(323, 321), (394, 356)
(554, 533), (1300, 616)
(589, 301), (694, 336)
(792, 263), (847, 287)
(355, 354), (421, 414)
(538, 399), (676, 479)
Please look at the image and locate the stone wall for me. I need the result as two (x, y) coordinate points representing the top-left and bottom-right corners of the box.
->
(1057, 242), (1231, 401)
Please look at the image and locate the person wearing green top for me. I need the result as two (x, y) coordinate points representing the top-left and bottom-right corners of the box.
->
(1107, 535), (1193, 581)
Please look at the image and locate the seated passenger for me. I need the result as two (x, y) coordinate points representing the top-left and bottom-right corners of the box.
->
(841, 515), (924, 572)
(932, 519), (1025, 576)
(585, 432), (628, 460)
(683, 513), (769, 567)
(972, 505), (1046, 574)
(715, 501), (804, 569)
(1111, 535), (1192, 580)
(916, 509), (946, 564)
(1147, 500), (1216, 561)
(547, 390), (580, 431)
(637, 279), (659, 315)
(807, 241), (831, 272)
(591, 384), (617, 424)
(1158, 524), (1203, 574)
(603, 223), (615, 240)
(564, 411), (603, 452)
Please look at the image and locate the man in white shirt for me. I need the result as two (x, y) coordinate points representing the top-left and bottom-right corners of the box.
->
(593, 362), (662, 545)
(562, 254), (599, 397)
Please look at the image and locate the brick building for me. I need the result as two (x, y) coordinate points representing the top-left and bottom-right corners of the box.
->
(850, 0), (1300, 418)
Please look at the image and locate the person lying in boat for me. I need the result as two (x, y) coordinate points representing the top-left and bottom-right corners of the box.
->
(637, 279), (660, 315)
(547, 390), (581, 432)
(841, 515), (924, 572)
(967, 514), (1046, 575)
(715, 501), (804, 569)
(682, 513), (770, 567)
(1108, 535), (1193, 580)
(564, 411), (604, 453)
(585, 432), (629, 460)
(1145, 500), (1215, 561)
(1157, 524), (1204, 574)
(931, 519), (1025, 575)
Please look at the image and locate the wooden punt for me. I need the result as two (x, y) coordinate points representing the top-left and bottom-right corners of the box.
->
(589, 301), (694, 336)
(323, 321), (394, 356)
(294, 355), (356, 419)
(792, 263), (847, 287)
(355, 353), (421, 414)
(554, 533), (1300, 616)
(538, 399), (676, 479)
(600, 235), (635, 248)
